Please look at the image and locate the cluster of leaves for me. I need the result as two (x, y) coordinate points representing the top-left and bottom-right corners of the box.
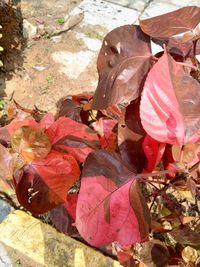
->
(0, 6), (200, 267)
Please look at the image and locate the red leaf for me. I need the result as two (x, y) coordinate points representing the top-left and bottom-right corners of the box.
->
(14, 150), (80, 214)
(66, 193), (78, 221)
(46, 117), (100, 162)
(92, 25), (152, 109)
(142, 135), (165, 172)
(140, 52), (200, 145)
(92, 118), (117, 150)
(76, 150), (150, 246)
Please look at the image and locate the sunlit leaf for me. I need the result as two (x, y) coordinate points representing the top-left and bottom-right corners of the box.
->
(92, 25), (152, 109)
(47, 117), (100, 162)
(14, 150), (80, 214)
(76, 150), (150, 246)
(11, 126), (51, 162)
(140, 6), (200, 39)
(140, 52), (200, 145)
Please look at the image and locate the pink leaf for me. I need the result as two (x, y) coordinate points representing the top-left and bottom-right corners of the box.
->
(46, 117), (100, 162)
(39, 112), (54, 130)
(76, 150), (150, 246)
(140, 52), (200, 145)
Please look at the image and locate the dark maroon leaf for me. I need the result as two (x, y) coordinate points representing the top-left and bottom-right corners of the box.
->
(169, 226), (200, 246)
(118, 100), (147, 173)
(138, 240), (170, 267)
(140, 6), (200, 39)
(50, 202), (78, 236)
(92, 25), (152, 109)
(55, 97), (82, 122)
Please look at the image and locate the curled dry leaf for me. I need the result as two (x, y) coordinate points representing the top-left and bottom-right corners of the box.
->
(11, 126), (51, 162)
(140, 52), (200, 145)
(92, 25), (152, 109)
(76, 150), (150, 246)
(182, 246), (198, 263)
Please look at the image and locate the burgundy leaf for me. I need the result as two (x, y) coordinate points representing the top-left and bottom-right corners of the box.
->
(76, 150), (150, 246)
(118, 100), (147, 173)
(14, 150), (80, 214)
(92, 25), (152, 109)
(50, 202), (78, 236)
(55, 98), (82, 122)
(46, 117), (100, 162)
(140, 6), (200, 39)
(140, 52), (200, 145)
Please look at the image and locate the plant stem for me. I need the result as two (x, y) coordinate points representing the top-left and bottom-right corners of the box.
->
(193, 39), (198, 66)
(179, 145), (185, 162)
(177, 62), (198, 71)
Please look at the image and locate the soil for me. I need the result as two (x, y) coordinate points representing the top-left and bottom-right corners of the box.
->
(0, 0), (99, 115)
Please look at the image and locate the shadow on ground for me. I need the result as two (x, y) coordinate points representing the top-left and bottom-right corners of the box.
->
(0, 0), (25, 102)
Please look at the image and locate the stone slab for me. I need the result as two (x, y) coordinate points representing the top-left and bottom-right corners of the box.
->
(105, 0), (150, 12)
(140, 0), (200, 19)
(0, 199), (12, 224)
(0, 210), (122, 267)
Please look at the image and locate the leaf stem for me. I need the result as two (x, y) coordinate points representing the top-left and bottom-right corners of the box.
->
(177, 62), (198, 71)
(179, 145), (185, 163)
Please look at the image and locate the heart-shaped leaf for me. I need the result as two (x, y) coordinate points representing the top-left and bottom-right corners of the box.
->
(11, 126), (51, 162)
(140, 6), (200, 39)
(140, 52), (200, 145)
(92, 25), (152, 109)
(46, 117), (100, 162)
(76, 150), (150, 246)
(14, 150), (80, 214)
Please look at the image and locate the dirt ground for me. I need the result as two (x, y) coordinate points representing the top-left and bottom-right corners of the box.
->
(0, 0), (104, 114)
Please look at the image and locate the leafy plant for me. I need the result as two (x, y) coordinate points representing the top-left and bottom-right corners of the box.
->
(0, 6), (200, 267)
(57, 17), (65, 25)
